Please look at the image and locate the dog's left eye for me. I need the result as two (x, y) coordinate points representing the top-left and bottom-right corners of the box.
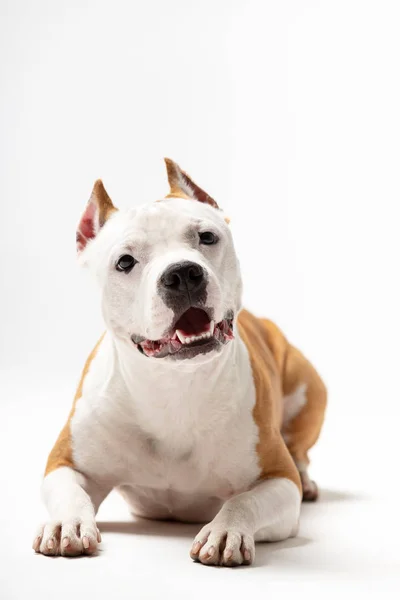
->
(199, 231), (218, 245)
(116, 254), (137, 273)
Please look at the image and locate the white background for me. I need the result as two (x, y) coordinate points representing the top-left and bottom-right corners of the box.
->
(1, 0), (399, 598)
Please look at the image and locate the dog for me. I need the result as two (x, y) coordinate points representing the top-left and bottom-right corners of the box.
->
(33, 159), (327, 566)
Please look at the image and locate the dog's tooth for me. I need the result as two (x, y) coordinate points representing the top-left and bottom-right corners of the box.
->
(176, 330), (185, 344)
(209, 320), (215, 335)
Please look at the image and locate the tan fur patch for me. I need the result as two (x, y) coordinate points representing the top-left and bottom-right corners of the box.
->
(164, 158), (219, 208)
(44, 335), (105, 476)
(90, 179), (117, 226)
(281, 344), (327, 466)
(238, 310), (326, 488)
(238, 310), (300, 490)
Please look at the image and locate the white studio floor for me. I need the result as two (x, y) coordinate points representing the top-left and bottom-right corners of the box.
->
(1, 371), (399, 600)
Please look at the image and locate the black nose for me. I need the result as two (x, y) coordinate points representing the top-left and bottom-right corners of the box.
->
(160, 261), (205, 293)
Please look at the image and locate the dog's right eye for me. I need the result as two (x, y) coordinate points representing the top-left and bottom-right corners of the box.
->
(116, 255), (136, 273)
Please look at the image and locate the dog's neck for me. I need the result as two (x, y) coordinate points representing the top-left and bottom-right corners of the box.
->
(110, 329), (251, 411)
(113, 334), (238, 391)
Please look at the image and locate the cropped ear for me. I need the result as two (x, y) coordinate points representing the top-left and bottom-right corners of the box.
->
(164, 158), (219, 209)
(76, 180), (117, 252)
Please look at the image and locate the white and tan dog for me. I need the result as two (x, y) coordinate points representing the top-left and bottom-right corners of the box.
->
(33, 160), (327, 567)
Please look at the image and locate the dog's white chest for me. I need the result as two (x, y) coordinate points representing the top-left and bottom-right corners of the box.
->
(70, 335), (262, 516)
(118, 418), (260, 521)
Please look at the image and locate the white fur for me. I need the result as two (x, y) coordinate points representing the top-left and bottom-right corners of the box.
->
(35, 197), (301, 565)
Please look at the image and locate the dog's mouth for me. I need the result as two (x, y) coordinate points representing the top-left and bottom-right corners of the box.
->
(132, 308), (234, 359)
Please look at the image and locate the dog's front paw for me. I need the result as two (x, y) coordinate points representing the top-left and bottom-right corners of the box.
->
(190, 522), (255, 567)
(33, 518), (101, 557)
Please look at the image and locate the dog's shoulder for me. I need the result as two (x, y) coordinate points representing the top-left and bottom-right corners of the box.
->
(237, 309), (288, 377)
(44, 334), (106, 477)
(237, 309), (301, 489)
(237, 308), (287, 433)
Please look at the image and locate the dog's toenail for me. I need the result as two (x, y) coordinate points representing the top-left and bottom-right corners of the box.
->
(192, 542), (201, 554)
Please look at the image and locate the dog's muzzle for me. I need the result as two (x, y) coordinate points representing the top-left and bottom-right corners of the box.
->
(131, 261), (234, 359)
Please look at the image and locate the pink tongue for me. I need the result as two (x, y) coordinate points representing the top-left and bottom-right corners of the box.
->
(175, 308), (210, 336)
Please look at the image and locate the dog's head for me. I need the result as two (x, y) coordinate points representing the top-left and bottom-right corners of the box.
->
(77, 159), (242, 362)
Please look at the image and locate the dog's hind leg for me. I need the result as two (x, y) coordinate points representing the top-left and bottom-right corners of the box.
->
(281, 344), (327, 502)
